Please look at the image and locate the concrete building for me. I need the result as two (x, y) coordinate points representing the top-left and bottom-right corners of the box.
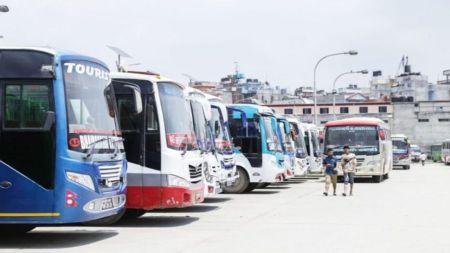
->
(268, 101), (393, 125)
(391, 101), (450, 153)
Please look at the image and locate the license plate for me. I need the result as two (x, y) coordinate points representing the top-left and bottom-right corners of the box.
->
(101, 198), (114, 210)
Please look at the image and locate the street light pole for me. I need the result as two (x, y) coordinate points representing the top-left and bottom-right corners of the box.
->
(332, 69), (368, 120)
(313, 50), (358, 125)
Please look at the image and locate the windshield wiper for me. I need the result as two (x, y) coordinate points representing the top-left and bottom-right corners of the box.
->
(84, 137), (111, 160)
(110, 137), (125, 159)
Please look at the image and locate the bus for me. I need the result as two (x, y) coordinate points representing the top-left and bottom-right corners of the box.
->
(442, 140), (450, 165)
(112, 72), (204, 217)
(224, 104), (284, 193)
(206, 94), (238, 188)
(301, 124), (322, 174)
(286, 117), (308, 176)
(0, 48), (138, 233)
(431, 144), (442, 162)
(392, 134), (411, 170)
(324, 117), (392, 183)
(185, 88), (222, 197)
(276, 116), (295, 180)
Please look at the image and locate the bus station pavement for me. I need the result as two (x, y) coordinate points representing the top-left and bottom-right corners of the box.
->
(1, 162), (450, 253)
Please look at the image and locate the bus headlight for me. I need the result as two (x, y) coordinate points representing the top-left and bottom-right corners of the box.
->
(66, 171), (95, 191)
(167, 174), (190, 188)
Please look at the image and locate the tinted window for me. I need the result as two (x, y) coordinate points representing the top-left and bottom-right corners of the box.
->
(5, 84), (50, 128)
(0, 50), (53, 78)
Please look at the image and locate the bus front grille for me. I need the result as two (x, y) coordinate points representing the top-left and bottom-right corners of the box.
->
(98, 165), (122, 187)
(189, 164), (203, 180)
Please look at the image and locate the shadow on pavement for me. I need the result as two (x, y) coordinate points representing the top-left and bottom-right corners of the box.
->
(244, 190), (280, 195)
(0, 229), (117, 249)
(149, 205), (219, 213)
(114, 216), (199, 228)
(264, 186), (291, 190)
(202, 197), (232, 204)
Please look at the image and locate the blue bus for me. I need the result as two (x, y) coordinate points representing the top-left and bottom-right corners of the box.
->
(0, 48), (140, 233)
(225, 104), (284, 193)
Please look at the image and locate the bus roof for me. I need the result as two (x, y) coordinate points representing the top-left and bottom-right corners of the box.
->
(392, 134), (409, 139)
(227, 104), (274, 119)
(325, 117), (386, 127)
(0, 46), (109, 67)
(110, 72), (186, 89)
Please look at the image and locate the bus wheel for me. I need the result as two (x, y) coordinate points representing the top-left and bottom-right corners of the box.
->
(223, 167), (249, 194)
(372, 175), (383, 183)
(123, 209), (147, 219)
(83, 209), (125, 226)
(404, 165), (410, 170)
(383, 173), (389, 180)
(0, 225), (36, 235)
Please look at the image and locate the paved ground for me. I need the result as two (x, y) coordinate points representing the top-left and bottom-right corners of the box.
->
(1, 162), (450, 253)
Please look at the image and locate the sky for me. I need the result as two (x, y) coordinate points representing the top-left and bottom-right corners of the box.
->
(1, 0), (449, 92)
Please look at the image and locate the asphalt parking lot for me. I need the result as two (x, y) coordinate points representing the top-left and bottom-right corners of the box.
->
(1, 161), (450, 253)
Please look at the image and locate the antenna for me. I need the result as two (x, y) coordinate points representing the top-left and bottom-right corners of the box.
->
(107, 45), (132, 72)
(182, 73), (197, 87)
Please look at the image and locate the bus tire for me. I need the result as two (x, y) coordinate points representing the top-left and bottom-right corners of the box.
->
(404, 165), (410, 170)
(223, 167), (249, 194)
(123, 209), (147, 219)
(83, 209), (125, 226)
(383, 173), (389, 180)
(0, 225), (36, 235)
(372, 175), (383, 183)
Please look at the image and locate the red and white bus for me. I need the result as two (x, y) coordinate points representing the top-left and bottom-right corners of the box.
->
(324, 117), (392, 183)
(112, 72), (204, 218)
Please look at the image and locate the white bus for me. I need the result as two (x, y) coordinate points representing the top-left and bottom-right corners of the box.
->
(301, 124), (322, 174)
(442, 139), (450, 165)
(324, 117), (392, 183)
(391, 134), (411, 170)
(286, 117), (309, 176)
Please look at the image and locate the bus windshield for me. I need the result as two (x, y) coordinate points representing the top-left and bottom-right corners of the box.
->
(325, 125), (379, 156)
(393, 139), (409, 154)
(158, 82), (197, 150)
(190, 100), (208, 151)
(290, 123), (307, 158)
(211, 106), (232, 153)
(263, 116), (282, 152)
(278, 121), (294, 152)
(63, 61), (120, 153)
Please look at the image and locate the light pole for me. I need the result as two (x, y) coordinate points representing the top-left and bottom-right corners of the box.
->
(313, 50), (358, 125)
(332, 69), (368, 119)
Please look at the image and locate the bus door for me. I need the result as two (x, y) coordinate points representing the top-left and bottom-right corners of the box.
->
(0, 79), (55, 216)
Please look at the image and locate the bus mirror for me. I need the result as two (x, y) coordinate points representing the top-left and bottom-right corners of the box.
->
(124, 85), (143, 115)
(43, 111), (55, 131)
(379, 130), (386, 140)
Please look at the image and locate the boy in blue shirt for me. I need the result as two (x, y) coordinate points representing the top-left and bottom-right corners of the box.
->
(323, 148), (338, 196)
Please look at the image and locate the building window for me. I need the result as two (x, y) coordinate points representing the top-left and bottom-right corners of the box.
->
(438, 118), (450, 122)
(320, 108), (329, 114)
(284, 108), (293, 115)
(303, 108), (312, 114)
(359, 107), (368, 113)
(340, 107), (349, 114)
(418, 119), (429, 122)
(378, 106), (387, 113)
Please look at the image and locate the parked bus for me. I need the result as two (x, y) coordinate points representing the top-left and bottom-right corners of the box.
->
(0, 48), (138, 233)
(442, 140), (450, 165)
(286, 117), (309, 176)
(324, 117), (392, 183)
(276, 116), (295, 180)
(112, 72), (204, 217)
(302, 124), (322, 174)
(224, 104), (284, 193)
(185, 88), (222, 197)
(392, 134), (411, 170)
(410, 144), (421, 163)
(431, 144), (442, 162)
(206, 94), (238, 188)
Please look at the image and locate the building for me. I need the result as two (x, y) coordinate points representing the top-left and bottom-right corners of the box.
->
(268, 101), (393, 125)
